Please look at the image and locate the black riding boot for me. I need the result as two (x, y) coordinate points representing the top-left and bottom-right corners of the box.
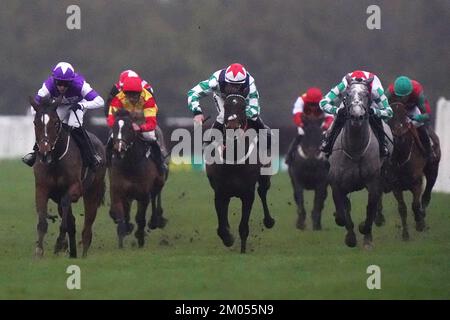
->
(147, 140), (167, 175)
(71, 127), (103, 169)
(285, 134), (303, 165)
(105, 136), (113, 166)
(369, 116), (389, 158)
(417, 126), (434, 161)
(248, 116), (272, 155)
(22, 143), (39, 167)
(320, 113), (346, 156)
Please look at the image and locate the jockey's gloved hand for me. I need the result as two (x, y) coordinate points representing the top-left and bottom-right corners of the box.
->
(70, 103), (84, 112)
(132, 123), (141, 132)
(193, 112), (204, 125)
(369, 107), (375, 116)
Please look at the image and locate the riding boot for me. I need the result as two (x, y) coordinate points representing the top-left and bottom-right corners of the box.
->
(417, 125), (434, 161)
(248, 116), (272, 155)
(285, 134), (303, 165)
(147, 140), (167, 175)
(204, 121), (224, 145)
(71, 127), (103, 169)
(105, 136), (113, 166)
(369, 116), (389, 158)
(320, 114), (345, 156)
(22, 143), (39, 167)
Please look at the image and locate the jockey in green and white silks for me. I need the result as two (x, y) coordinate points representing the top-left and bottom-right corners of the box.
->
(319, 70), (393, 157)
(188, 63), (260, 125)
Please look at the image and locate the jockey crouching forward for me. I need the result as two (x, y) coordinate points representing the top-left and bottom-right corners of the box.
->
(22, 62), (104, 168)
(106, 76), (167, 174)
(319, 70), (393, 158)
(187, 63), (272, 154)
(285, 87), (334, 164)
(386, 76), (436, 162)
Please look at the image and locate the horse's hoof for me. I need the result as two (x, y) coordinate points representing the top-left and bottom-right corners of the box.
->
(335, 216), (345, 227)
(363, 242), (373, 250)
(374, 214), (385, 227)
(402, 230), (410, 241)
(296, 219), (306, 230)
(218, 230), (234, 247)
(264, 217), (275, 229)
(359, 222), (370, 235)
(416, 220), (426, 232)
(125, 223), (134, 235)
(345, 232), (357, 248)
(35, 247), (44, 258)
(157, 216), (168, 229)
(240, 245), (246, 254)
(135, 230), (145, 247)
(312, 223), (322, 231)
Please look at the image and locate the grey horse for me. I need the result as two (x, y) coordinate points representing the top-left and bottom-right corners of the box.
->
(328, 79), (393, 248)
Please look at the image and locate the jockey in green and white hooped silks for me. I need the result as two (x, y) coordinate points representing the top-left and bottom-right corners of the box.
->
(319, 70), (393, 157)
(187, 63), (271, 149)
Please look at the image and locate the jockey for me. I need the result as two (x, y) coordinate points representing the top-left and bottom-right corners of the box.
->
(319, 70), (393, 157)
(107, 76), (166, 174)
(285, 87), (333, 164)
(386, 75), (434, 160)
(22, 62), (104, 168)
(105, 69), (154, 116)
(187, 63), (271, 148)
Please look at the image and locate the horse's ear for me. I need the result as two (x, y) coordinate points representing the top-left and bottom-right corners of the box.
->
(29, 96), (39, 111)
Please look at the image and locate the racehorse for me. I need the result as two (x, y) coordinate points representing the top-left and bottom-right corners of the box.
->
(108, 109), (167, 248)
(328, 77), (392, 248)
(287, 114), (329, 230)
(379, 102), (441, 240)
(30, 96), (106, 258)
(205, 94), (275, 253)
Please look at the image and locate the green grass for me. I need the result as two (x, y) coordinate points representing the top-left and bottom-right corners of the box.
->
(0, 160), (449, 299)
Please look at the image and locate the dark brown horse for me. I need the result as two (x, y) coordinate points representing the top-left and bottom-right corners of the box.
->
(380, 102), (441, 240)
(287, 114), (329, 230)
(108, 109), (167, 248)
(205, 94), (275, 253)
(30, 96), (106, 258)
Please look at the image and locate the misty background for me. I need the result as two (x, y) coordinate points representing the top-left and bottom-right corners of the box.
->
(1, 0), (449, 151)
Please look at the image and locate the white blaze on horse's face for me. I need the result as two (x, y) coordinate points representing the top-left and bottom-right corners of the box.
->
(349, 84), (368, 117)
(42, 114), (50, 139)
(117, 120), (124, 140)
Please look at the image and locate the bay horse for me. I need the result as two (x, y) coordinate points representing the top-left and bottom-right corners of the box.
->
(287, 114), (329, 230)
(109, 109), (167, 248)
(205, 94), (275, 253)
(30, 96), (106, 258)
(328, 78), (393, 249)
(379, 102), (441, 240)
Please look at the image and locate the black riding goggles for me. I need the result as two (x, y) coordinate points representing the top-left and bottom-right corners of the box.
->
(54, 80), (72, 87)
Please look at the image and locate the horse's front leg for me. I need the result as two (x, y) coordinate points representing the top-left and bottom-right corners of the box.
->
(332, 186), (356, 247)
(239, 190), (256, 254)
(54, 204), (68, 254)
(359, 180), (381, 249)
(60, 194), (77, 258)
(135, 195), (150, 248)
(111, 195), (127, 249)
(393, 189), (409, 240)
(293, 180), (307, 230)
(374, 194), (386, 226)
(35, 187), (49, 258)
(257, 175), (275, 229)
(215, 192), (233, 247)
(411, 181), (426, 232)
(312, 183), (327, 231)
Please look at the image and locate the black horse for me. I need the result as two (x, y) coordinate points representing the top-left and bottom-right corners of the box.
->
(30, 96), (106, 258)
(287, 115), (329, 230)
(205, 94), (275, 253)
(109, 109), (167, 248)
